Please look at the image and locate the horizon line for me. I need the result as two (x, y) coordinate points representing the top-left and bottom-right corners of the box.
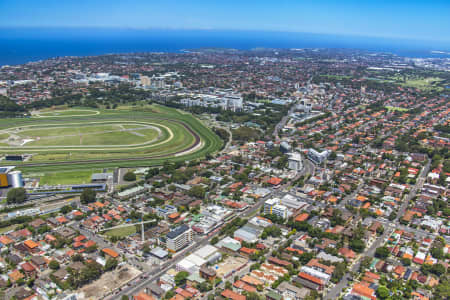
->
(1, 26), (449, 44)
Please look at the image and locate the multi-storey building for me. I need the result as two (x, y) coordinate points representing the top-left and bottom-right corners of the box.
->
(165, 224), (193, 253)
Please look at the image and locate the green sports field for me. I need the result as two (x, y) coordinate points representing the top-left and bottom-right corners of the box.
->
(0, 105), (223, 173)
(105, 225), (137, 238)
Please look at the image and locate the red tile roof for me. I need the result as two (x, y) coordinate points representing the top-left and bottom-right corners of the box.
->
(221, 289), (246, 300)
(298, 272), (323, 286)
(102, 248), (119, 258)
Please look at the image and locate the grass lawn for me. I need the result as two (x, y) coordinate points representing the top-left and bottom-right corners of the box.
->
(385, 106), (409, 112)
(105, 225), (136, 237)
(81, 128), (158, 145)
(402, 77), (444, 89)
(37, 109), (99, 117)
(0, 224), (17, 234)
(28, 135), (82, 147)
(39, 169), (102, 185)
(17, 123), (159, 147)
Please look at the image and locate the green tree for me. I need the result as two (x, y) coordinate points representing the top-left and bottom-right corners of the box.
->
(350, 239), (365, 253)
(60, 205), (72, 214)
(165, 291), (175, 299)
(123, 171), (137, 182)
(359, 256), (372, 272)
(376, 286), (390, 299)
(211, 236), (219, 245)
(431, 263), (446, 276)
(198, 281), (212, 292)
(80, 189), (96, 204)
(49, 260), (60, 270)
(375, 246), (390, 259)
(6, 187), (27, 204)
(430, 247), (444, 259)
(104, 258), (118, 271)
(188, 186), (206, 199)
(331, 262), (347, 283)
(376, 225), (384, 235)
(175, 271), (189, 286)
(246, 292), (260, 300)
(401, 258), (411, 266)
(434, 278), (450, 299)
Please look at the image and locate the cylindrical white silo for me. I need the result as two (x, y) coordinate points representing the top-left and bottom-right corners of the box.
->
(7, 171), (24, 188)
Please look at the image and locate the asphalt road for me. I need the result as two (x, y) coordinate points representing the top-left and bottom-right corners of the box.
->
(273, 104), (297, 141)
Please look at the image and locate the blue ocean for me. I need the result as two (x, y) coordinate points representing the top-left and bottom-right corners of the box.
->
(0, 28), (449, 66)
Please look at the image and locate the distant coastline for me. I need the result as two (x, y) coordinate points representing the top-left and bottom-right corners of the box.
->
(0, 28), (449, 66)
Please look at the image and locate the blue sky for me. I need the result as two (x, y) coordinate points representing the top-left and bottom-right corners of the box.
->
(1, 0), (449, 41)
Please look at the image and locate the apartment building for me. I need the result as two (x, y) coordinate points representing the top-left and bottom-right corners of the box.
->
(165, 224), (193, 253)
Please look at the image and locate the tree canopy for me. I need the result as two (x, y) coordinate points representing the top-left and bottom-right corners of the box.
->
(6, 187), (27, 204)
(123, 171), (137, 182)
(80, 189), (96, 204)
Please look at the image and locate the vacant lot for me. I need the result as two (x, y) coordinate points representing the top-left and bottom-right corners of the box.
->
(79, 264), (141, 299)
(216, 256), (248, 278)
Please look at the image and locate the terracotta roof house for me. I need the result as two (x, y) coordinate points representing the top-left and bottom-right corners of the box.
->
(268, 256), (292, 267)
(233, 280), (257, 292)
(295, 213), (309, 222)
(134, 292), (155, 300)
(84, 240), (96, 248)
(23, 240), (40, 253)
(267, 177), (283, 185)
(73, 235), (87, 243)
(0, 235), (14, 245)
(10, 228), (32, 240)
(9, 269), (25, 282)
(102, 248), (119, 258)
(351, 283), (376, 300)
(29, 218), (46, 229)
(241, 274), (264, 287)
(221, 289), (246, 300)
(339, 247), (356, 260)
(297, 272), (324, 290)
(21, 262), (37, 277)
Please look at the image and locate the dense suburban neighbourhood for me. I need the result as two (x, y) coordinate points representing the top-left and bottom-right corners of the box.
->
(0, 48), (448, 300)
